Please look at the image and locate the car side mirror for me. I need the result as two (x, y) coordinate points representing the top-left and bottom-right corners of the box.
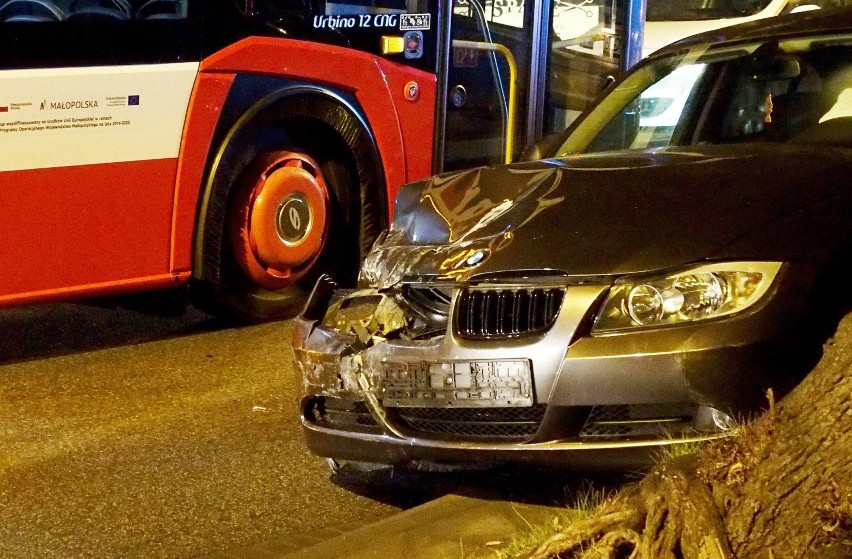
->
(521, 132), (565, 161)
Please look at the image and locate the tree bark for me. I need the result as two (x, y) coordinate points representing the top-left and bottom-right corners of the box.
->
(719, 316), (852, 559)
(518, 313), (852, 559)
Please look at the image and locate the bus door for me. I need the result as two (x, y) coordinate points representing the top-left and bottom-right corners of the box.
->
(437, 0), (644, 172)
(0, 0), (200, 302)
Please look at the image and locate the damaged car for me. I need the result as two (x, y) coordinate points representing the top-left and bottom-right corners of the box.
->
(293, 10), (852, 470)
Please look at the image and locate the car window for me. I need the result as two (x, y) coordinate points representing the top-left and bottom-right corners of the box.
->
(625, 63), (706, 149)
(558, 33), (852, 155)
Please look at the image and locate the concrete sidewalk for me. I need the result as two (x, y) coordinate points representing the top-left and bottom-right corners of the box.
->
(209, 495), (565, 559)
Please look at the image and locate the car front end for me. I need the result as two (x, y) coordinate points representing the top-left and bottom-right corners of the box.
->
(293, 264), (794, 470)
(292, 147), (841, 470)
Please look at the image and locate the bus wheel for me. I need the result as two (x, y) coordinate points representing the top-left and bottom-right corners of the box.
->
(196, 96), (385, 322)
(229, 150), (330, 292)
(209, 142), (358, 322)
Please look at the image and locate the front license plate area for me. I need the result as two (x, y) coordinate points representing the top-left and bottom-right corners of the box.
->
(381, 360), (533, 408)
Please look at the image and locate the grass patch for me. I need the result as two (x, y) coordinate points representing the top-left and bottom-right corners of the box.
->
(654, 437), (712, 463)
(475, 511), (582, 559)
(468, 481), (614, 559)
(654, 410), (751, 465)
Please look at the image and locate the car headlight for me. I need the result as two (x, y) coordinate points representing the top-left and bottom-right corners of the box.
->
(592, 262), (783, 333)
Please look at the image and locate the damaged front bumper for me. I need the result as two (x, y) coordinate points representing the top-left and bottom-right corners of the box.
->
(290, 275), (789, 470)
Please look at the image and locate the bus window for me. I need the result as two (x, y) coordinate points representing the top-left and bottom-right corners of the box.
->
(133, 0), (187, 20)
(442, 0), (634, 171)
(547, 0), (624, 133)
(444, 0), (532, 170)
(325, 0), (412, 15)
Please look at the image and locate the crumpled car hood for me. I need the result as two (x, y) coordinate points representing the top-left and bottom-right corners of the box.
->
(367, 145), (849, 286)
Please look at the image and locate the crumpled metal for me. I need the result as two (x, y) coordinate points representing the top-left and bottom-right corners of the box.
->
(321, 290), (408, 345)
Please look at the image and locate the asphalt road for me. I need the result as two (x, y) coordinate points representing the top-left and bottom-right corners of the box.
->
(0, 300), (403, 559)
(0, 299), (627, 559)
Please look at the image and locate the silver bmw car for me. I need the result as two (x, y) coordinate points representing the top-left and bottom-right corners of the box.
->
(293, 9), (852, 469)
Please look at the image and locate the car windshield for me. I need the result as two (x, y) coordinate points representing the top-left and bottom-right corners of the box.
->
(557, 33), (852, 155)
(647, 0), (776, 21)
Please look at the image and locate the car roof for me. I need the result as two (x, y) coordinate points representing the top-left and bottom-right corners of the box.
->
(649, 7), (852, 59)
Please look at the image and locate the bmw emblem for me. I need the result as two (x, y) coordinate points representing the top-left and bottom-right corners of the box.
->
(465, 250), (486, 266)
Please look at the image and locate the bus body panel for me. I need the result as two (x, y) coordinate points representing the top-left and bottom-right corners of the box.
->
(0, 63), (198, 171)
(0, 159), (180, 305)
(0, 272), (190, 309)
(375, 57), (436, 192)
(0, 38), (437, 305)
(0, 63), (198, 304)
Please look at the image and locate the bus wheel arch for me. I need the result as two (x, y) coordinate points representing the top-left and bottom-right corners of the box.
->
(195, 90), (387, 321)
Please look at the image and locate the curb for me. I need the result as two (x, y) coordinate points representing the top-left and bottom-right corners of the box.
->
(203, 520), (375, 559)
(277, 495), (562, 559)
(205, 495), (564, 559)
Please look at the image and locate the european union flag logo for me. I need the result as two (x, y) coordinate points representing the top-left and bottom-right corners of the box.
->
(128, 95), (140, 106)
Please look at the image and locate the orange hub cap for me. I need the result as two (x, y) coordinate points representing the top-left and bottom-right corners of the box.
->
(231, 151), (330, 290)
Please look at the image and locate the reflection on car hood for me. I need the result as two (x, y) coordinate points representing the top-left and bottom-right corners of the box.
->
(378, 145), (850, 285)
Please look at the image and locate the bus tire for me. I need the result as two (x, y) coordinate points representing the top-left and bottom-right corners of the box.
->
(196, 95), (385, 322)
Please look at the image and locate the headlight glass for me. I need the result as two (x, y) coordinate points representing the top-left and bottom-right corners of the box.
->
(593, 262), (782, 333)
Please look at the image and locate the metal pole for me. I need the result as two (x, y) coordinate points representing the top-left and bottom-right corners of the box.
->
(621, 0), (646, 72)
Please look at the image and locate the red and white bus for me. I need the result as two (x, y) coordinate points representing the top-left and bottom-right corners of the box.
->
(0, 0), (643, 320)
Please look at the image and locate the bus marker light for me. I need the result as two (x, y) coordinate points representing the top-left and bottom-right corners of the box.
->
(405, 81), (419, 102)
(381, 36), (405, 55)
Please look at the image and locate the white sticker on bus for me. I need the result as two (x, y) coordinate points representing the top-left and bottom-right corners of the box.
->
(399, 13), (430, 30)
(0, 62), (199, 173)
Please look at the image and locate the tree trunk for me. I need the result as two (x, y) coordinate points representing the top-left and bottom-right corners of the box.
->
(520, 313), (852, 559)
(719, 319), (852, 559)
